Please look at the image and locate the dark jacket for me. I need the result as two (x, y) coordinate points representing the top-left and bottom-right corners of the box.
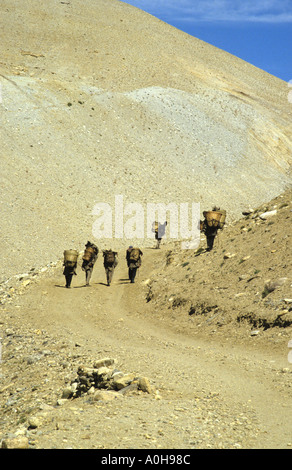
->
(202, 220), (218, 237)
(63, 263), (77, 276)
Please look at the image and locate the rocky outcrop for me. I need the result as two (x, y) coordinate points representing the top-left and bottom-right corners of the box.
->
(63, 359), (152, 400)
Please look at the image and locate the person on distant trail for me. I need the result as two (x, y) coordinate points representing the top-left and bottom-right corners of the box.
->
(63, 259), (77, 288)
(152, 221), (168, 249)
(201, 206), (225, 251)
(103, 249), (118, 286)
(126, 246), (143, 284)
(63, 249), (78, 288)
(81, 241), (99, 286)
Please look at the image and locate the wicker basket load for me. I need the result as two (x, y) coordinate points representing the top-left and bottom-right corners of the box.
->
(203, 211), (221, 227)
(64, 249), (79, 263)
(203, 210), (226, 228)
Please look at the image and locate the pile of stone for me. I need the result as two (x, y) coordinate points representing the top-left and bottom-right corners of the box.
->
(61, 358), (152, 401)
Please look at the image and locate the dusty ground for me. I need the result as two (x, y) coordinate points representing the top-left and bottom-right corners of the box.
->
(0, 191), (291, 450)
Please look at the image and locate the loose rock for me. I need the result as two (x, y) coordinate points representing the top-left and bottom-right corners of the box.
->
(1, 437), (29, 449)
(259, 210), (277, 220)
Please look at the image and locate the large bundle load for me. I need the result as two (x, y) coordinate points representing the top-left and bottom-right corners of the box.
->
(103, 250), (116, 264)
(129, 248), (140, 262)
(82, 246), (96, 261)
(203, 211), (222, 227)
(203, 210), (226, 229)
(64, 249), (79, 267)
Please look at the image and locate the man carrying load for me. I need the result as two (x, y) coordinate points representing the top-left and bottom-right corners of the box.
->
(103, 249), (118, 286)
(201, 206), (226, 251)
(82, 241), (99, 286)
(63, 249), (78, 288)
(126, 246), (143, 284)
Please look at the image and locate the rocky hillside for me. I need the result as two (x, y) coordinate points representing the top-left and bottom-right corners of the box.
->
(145, 188), (292, 341)
(0, 189), (291, 450)
(0, 0), (291, 283)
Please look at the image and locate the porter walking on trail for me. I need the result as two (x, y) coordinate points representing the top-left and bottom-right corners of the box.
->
(201, 206), (226, 251)
(126, 246), (143, 283)
(63, 249), (78, 288)
(103, 249), (118, 286)
(81, 241), (99, 286)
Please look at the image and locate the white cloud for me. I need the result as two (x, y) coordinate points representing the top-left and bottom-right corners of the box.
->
(123, 0), (292, 22)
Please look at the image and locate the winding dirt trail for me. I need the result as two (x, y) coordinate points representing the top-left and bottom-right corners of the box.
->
(10, 247), (291, 449)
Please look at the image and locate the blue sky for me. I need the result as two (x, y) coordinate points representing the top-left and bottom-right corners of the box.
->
(120, 0), (292, 82)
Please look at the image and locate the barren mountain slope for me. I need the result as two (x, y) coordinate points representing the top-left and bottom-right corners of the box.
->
(0, 0), (291, 283)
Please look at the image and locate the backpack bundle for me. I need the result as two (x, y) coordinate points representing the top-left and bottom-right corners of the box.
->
(129, 248), (140, 262)
(82, 246), (96, 261)
(104, 250), (115, 264)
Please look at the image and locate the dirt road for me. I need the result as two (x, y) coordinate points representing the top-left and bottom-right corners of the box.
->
(1, 246), (291, 449)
